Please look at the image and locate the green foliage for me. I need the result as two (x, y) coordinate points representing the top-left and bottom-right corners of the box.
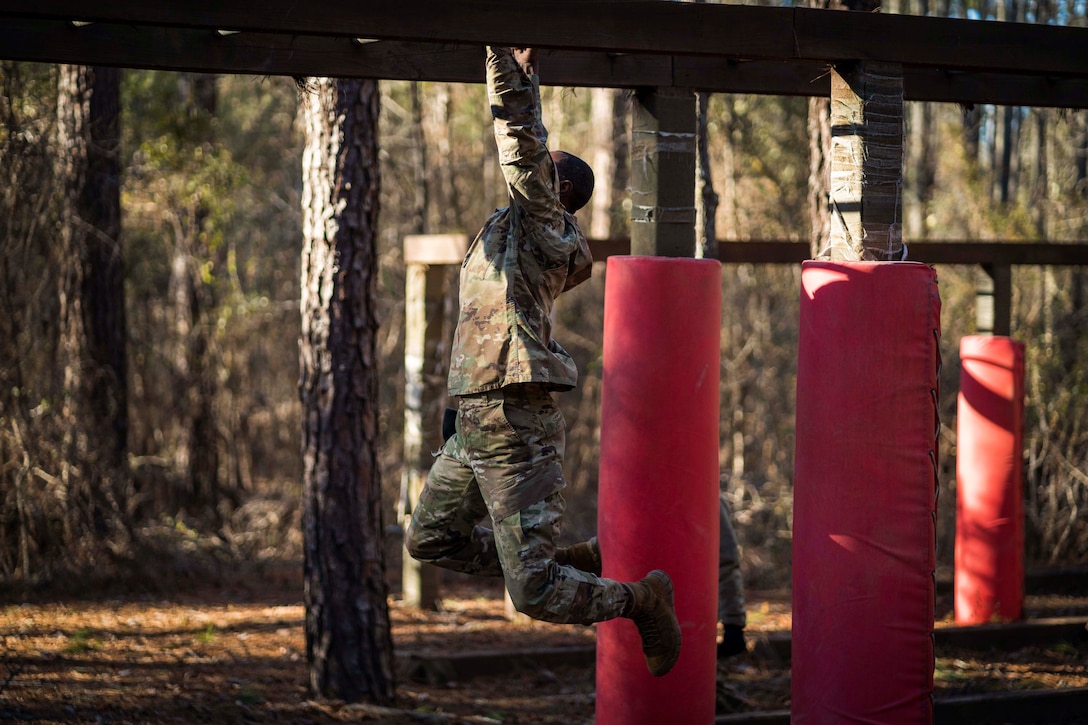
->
(121, 71), (304, 527)
(195, 623), (216, 644)
(63, 627), (100, 654)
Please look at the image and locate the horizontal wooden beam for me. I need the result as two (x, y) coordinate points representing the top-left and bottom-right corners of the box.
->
(3, 20), (1088, 109)
(3, 1), (1086, 78)
(589, 239), (1088, 266)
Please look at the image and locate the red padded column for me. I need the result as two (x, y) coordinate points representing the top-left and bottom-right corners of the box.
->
(955, 335), (1025, 625)
(596, 256), (721, 725)
(792, 261), (941, 725)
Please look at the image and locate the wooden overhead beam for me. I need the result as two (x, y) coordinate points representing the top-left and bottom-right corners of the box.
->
(3, 20), (1088, 109)
(4, 1), (1086, 78)
(589, 239), (1088, 266)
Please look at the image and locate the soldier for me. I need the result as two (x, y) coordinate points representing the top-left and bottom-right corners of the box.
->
(718, 492), (747, 657)
(406, 45), (681, 678)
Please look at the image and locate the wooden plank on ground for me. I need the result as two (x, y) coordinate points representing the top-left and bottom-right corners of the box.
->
(934, 686), (1088, 725)
(714, 690), (1088, 725)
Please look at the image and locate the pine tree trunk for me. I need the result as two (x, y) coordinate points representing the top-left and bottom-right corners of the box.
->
(695, 91), (719, 260)
(1075, 111), (1088, 189)
(409, 81), (430, 235)
(907, 101), (936, 240)
(608, 89), (630, 239)
(719, 95), (739, 241)
(299, 76), (395, 704)
(168, 73), (221, 517)
(56, 64), (128, 543)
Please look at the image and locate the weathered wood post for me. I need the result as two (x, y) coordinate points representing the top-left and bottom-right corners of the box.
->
(977, 263), (1012, 336)
(823, 61), (906, 262)
(630, 87), (697, 257)
(401, 233), (466, 610)
(794, 59), (940, 724)
(597, 86), (720, 725)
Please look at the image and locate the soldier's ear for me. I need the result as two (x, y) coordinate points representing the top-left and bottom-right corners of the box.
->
(558, 178), (574, 211)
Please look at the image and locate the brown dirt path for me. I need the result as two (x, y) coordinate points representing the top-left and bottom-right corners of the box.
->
(2, 573), (1085, 724)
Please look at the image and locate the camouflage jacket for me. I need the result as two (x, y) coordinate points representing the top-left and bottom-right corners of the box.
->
(447, 47), (593, 397)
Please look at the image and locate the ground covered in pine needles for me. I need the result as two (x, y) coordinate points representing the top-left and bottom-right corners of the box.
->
(2, 566), (1087, 724)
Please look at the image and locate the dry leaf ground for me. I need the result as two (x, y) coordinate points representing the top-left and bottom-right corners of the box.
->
(2, 568), (1086, 724)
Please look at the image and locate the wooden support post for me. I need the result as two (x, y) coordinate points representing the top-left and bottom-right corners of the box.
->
(978, 263), (1013, 337)
(401, 233), (467, 610)
(630, 86), (697, 257)
(976, 267), (995, 335)
(825, 61), (906, 262)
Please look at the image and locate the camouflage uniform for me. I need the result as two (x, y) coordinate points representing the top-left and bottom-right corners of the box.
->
(406, 46), (627, 625)
(719, 493), (747, 627)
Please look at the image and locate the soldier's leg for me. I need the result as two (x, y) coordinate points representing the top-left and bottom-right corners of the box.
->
(719, 492), (746, 626)
(719, 492), (747, 657)
(466, 388), (680, 675)
(404, 435), (503, 577)
(492, 492), (628, 624)
(555, 536), (602, 576)
(491, 492), (681, 676)
(458, 388), (623, 620)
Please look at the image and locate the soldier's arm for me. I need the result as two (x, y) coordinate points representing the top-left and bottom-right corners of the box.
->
(486, 46), (570, 258)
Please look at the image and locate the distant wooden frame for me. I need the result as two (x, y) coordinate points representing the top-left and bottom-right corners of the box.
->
(588, 239), (1088, 266)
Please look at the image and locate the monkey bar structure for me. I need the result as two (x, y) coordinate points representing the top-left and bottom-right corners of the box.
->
(2, 1), (1087, 107)
(5, 1), (1087, 722)
(4, 0), (1087, 268)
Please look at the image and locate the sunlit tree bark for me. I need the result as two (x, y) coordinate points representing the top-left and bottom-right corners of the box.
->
(56, 64), (129, 545)
(299, 76), (395, 703)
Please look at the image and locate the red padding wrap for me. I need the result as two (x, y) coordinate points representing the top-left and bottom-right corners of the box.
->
(596, 256), (721, 725)
(792, 261), (941, 725)
(955, 335), (1025, 625)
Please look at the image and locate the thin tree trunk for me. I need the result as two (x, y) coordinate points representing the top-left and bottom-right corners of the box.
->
(695, 90), (719, 260)
(409, 81), (430, 235)
(170, 73), (221, 517)
(807, 93), (832, 257)
(56, 64), (129, 544)
(995, 105), (1019, 204)
(963, 104), (982, 166)
(907, 100), (936, 240)
(433, 84), (461, 231)
(1075, 110), (1088, 192)
(720, 95), (739, 241)
(299, 76), (395, 704)
(187, 74), (221, 513)
(609, 89), (630, 239)
(589, 87), (616, 240)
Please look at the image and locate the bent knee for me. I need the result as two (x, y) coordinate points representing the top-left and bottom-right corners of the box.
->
(404, 520), (437, 561)
(504, 566), (556, 620)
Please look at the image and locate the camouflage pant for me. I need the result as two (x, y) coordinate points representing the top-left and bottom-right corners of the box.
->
(719, 493), (746, 626)
(405, 384), (629, 625)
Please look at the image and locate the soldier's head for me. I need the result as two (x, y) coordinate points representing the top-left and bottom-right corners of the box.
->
(551, 151), (594, 214)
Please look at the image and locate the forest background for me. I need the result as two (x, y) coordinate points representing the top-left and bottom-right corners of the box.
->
(2, 0), (1087, 600)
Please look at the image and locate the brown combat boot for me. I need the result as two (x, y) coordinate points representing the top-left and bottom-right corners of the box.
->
(555, 536), (602, 576)
(626, 570), (682, 677)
